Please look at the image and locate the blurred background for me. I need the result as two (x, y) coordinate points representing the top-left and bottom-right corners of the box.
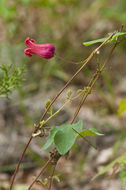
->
(0, 0), (126, 189)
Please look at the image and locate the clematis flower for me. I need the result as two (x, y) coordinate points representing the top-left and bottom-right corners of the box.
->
(24, 37), (55, 59)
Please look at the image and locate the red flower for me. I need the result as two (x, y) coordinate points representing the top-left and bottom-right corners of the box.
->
(24, 37), (55, 59)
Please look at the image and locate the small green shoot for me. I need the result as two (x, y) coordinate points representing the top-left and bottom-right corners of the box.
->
(40, 120), (46, 128)
(45, 99), (53, 115)
(67, 89), (72, 99)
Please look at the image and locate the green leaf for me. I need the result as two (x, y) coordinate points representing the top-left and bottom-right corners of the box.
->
(118, 99), (126, 116)
(93, 153), (126, 180)
(78, 128), (104, 138)
(42, 127), (59, 150)
(54, 120), (83, 155)
(83, 37), (107, 46)
(41, 120), (83, 155)
(45, 99), (52, 115)
(108, 32), (126, 38)
(83, 32), (126, 46)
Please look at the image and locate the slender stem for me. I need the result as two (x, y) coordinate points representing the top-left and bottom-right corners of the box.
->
(28, 158), (52, 190)
(9, 33), (114, 190)
(71, 42), (117, 125)
(100, 43), (117, 72)
(48, 164), (56, 190)
(70, 74), (97, 124)
(44, 100), (70, 125)
(9, 136), (33, 190)
(43, 90), (88, 128)
(70, 43), (117, 150)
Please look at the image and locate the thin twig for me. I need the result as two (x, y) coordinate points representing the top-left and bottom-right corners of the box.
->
(71, 38), (118, 125)
(9, 33), (114, 190)
(48, 164), (56, 190)
(44, 100), (70, 125)
(9, 136), (33, 190)
(28, 158), (52, 190)
(70, 43), (118, 150)
(70, 74), (97, 124)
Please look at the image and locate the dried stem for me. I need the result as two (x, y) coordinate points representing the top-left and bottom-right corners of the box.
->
(9, 33), (114, 190)
(71, 41), (117, 125)
(69, 42), (118, 150)
(28, 158), (52, 190)
(48, 164), (57, 190)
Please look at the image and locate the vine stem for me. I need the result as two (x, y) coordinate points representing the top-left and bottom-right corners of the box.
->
(70, 41), (118, 125)
(9, 33), (114, 190)
(69, 42), (118, 150)
(9, 136), (33, 190)
(44, 100), (70, 125)
(48, 164), (56, 190)
(28, 158), (52, 190)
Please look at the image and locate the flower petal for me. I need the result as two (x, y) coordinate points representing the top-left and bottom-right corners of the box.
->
(24, 48), (32, 57)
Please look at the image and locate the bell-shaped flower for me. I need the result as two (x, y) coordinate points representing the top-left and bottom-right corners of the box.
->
(24, 37), (55, 59)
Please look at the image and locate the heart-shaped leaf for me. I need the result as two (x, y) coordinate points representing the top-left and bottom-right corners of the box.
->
(54, 120), (83, 155)
(41, 120), (83, 154)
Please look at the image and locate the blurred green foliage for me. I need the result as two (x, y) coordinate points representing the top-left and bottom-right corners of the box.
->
(102, 0), (126, 22)
(0, 0), (16, 20)
(93, 153), (126, 180)
(0, 64), (25, 98)
(0, 43), (26, 98)
(118, 100), (126, 116)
